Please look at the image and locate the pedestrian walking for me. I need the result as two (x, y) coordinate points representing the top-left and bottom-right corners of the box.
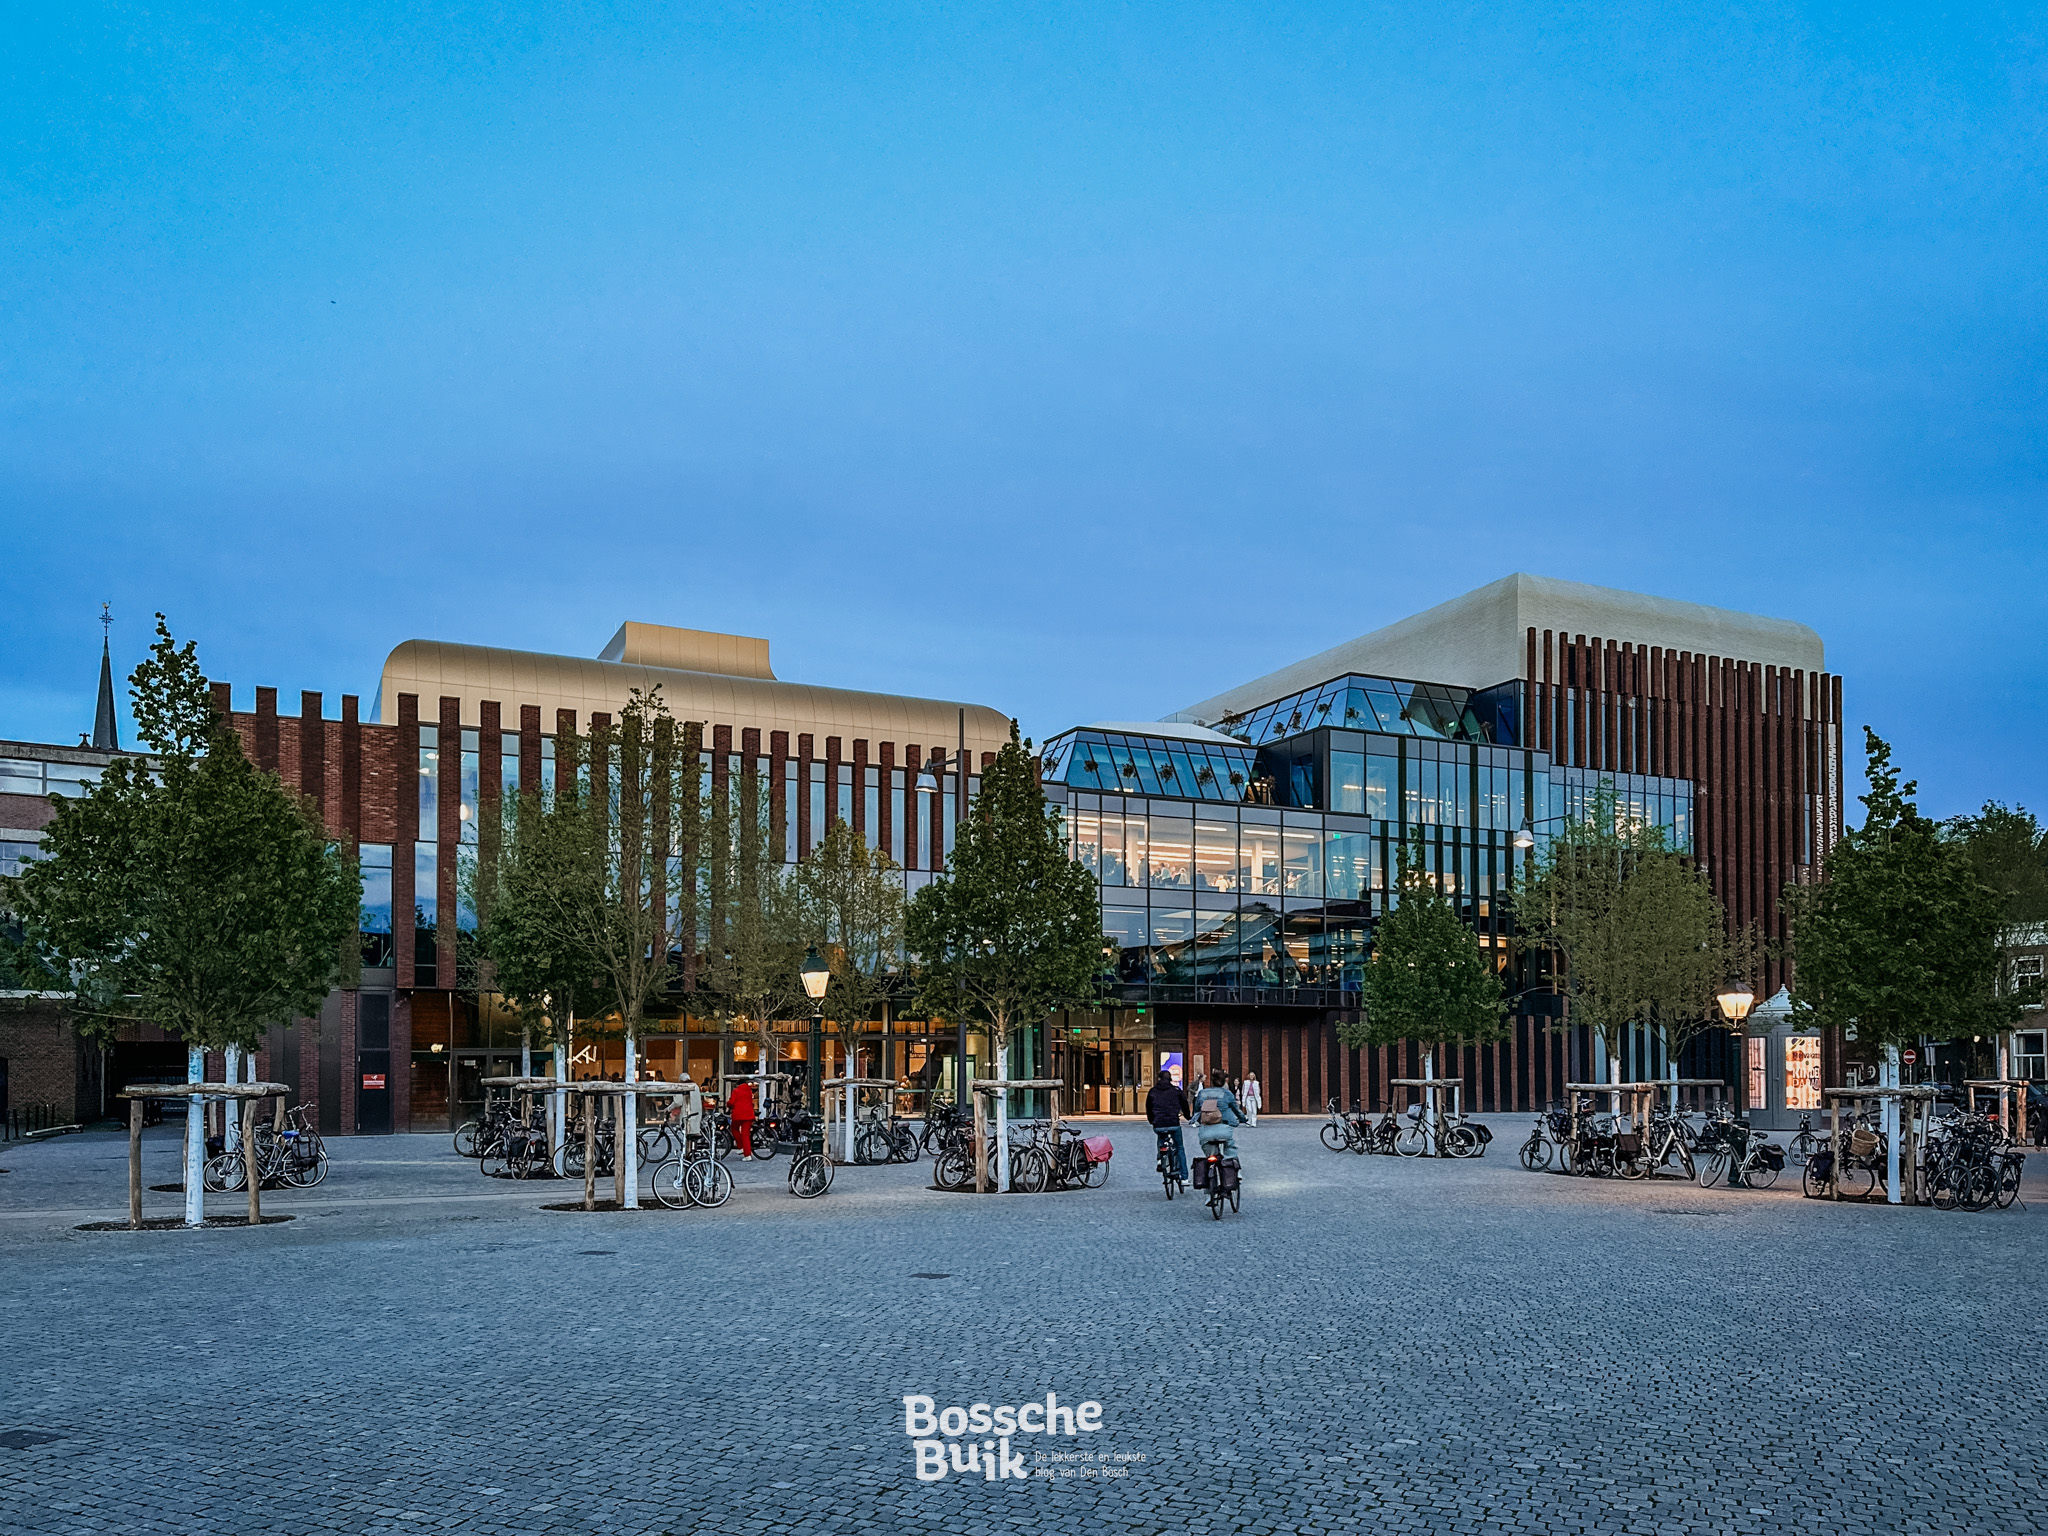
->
(728, 1077), (758, 1159)
(1240, 1070), (1262, 1127)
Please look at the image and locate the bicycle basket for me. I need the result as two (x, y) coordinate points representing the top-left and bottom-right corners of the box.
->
(1849, 1129), (1881, 1159)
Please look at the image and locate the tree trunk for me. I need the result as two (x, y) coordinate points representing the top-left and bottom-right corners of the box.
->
(993, 1026), (1011, 1193)
(183, 1044), (205, 1227)
(622, 1030), (639, 1209)
(1423, 1049), (1436, 1157)
(551, 1038), (567, 1177)
(1884, 1046), (1902, 1206)
(521, 1027), (532, 1081)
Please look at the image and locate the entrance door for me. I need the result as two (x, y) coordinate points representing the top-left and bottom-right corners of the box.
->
(357, 993), (392, 1135)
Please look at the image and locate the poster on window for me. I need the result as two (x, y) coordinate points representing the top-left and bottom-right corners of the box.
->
(1785, 1036), (1822, 1110)
(1747, 1037), (1766, 1110)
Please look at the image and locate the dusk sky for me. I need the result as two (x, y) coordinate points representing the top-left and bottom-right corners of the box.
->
(5, 4), (2042, 821)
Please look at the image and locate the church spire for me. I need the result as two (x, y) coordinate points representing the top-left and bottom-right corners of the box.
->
(92, 603), (119, 752)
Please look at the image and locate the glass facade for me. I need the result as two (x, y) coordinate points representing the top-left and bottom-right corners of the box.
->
(1043, 691), (1693, 1000)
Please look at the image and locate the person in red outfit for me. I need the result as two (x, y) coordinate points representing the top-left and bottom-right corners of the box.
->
(727, 1078), (756, 1159)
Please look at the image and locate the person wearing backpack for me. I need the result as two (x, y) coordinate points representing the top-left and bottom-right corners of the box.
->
(1191, 1070), (1246, 1168)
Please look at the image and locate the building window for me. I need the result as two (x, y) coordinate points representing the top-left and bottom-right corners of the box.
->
(865, 767), (881, 851)
(414, 841), (438, 928)
(2018, 1032), (2046, 1082)
(359, 844), (394, 934)
(1785, 1036), (1822, 1111)
(459, 728), (479, 844)
(890, 769), (906, 864)
(540, 735), (556, 801)
(418, 726), (438, 834)
(1330, 751), (1364, 814)
(501, 731), (520, 801)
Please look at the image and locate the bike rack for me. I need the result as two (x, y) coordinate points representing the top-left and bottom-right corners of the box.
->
(527, 1079), (698, 1212)
(1389, 1078), (1464, 1157)
(820, 1076), (901, 1165)
(1816, 1086), (1940, 1205)
(968, 1078), (1065, 1194)
(116, 1082), (291, 1229)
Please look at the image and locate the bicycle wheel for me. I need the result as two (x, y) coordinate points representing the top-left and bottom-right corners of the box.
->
(1997, 1157), (2024, 1209)
(789, 1152), (832, 1199)
(1083, 1152), (1110, 1188)
(856, 1126), (888, 1165)
(892, 1125), (920, 1163)
(1011, 1147), (1049, 1194)
(651, 1158), (691, 1210)
(1744, 1157), (1780, 1191)
(687, 1157), (733, 1208)
(1395, 1122), (1428, 1158)
(1446, 1125), (1481, 1159)
(934, 1149), (973, 1190)
(637, 1128), (672, 1166)
(203, 1151), (245, 1192)
(1839, 1162), (1877, 1200)
(749, 1131), (781, 1163)
(1787, 1131), (1814, 1168)
(1518, 1135), (1549, 1171)
(286, 1147), (329, 1188)
(453, 1121), (480, 1158)
(1960, 1165), (1996, 1212)
(480, 1147), (511, 1179)
(1697, 1149), (1729, 1189)
(1321, 1123), (1348, 1152)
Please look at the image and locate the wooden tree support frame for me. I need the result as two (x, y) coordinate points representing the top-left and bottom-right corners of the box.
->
(821, 1077), (900, 1166)
(505, 1079), (697, 1211)
(1818, 1087), (1939, 1205)
(1390, 1078), (1463, 1157)
(969, 1078), (1064, 1193)
(116, 1083), (291, 1229)
(1561, 1080), (1732, 1144)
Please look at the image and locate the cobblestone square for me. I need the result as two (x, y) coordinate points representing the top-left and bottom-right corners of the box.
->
(1, 1116), (2043, 1535)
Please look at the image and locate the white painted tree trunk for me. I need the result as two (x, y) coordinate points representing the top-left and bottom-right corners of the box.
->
(622, 1031), (639, 1209)
(1884, 1046), (1902, 1205)
(993, 1032), (1010, 1194)
(1423, 1049), (1436, 1157)
(521, 1029), (532, 1080)
(551, 1038), (567, 1176)
(184, 1044), (205, 1227)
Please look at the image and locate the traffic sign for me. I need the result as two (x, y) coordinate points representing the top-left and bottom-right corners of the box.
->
(1902, 1049), (1917, 1065)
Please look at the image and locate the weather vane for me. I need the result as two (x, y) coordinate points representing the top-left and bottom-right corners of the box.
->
(101, 601), (112, 641)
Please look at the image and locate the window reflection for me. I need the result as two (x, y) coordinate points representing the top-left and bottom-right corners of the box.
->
(1195, 818), (1240, 893)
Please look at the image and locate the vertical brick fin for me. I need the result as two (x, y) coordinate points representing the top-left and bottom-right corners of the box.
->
(825, 736), (842, 829)
(520, 705), (542, 794)
(341, 695), (362, 841)
(254, 687), (280, 774)
(299, 691), (326, 827)
(852, 738), (869, 842)
(904, 748), (923, 869)
(770, 731), (790, 863)
(878, 742), (895, 860)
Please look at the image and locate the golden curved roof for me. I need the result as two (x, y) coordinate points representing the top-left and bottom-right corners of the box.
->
(378, 632), (1013, 759)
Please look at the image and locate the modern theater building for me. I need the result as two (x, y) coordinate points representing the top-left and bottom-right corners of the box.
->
(4, 573), (1859, 1132)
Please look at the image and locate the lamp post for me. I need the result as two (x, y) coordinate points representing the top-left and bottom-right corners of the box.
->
(1716, 974), (1757, 1181)
(800, 945), (831, 1120)
(919, 743), (971, 1111)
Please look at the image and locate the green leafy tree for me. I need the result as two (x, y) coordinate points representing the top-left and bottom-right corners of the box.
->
(1509, 786), (1752, 1085)
(1941, 801), (2048, 1007)
(1786, 729), (2010, 1050)
(9, 617), (357, 1222)
(494, 691), (693, 1080)
(906, 724), (1100, 1190)
(699, 753), (807, 1096)
(1340, 836), (1508, 1076)
(792, 818), (906, 1084)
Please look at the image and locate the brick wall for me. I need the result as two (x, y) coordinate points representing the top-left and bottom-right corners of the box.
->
(0, 998), (91, 1122)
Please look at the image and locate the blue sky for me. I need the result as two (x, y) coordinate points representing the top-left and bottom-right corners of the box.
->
(4, 3), (2042, 820)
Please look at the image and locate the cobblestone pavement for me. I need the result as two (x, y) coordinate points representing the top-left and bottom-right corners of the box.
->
(2, 1115), (2045, 1535)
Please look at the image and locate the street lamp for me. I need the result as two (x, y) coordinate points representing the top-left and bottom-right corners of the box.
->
(1715, 976), (1756, 1026)
(800, 945), (831, 1118)
(1511, 824), (1536, 851)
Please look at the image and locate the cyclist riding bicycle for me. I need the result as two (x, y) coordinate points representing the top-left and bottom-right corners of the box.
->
(1191, 1070), (1246, 1167)
(1145, 1069), (1192, 1182)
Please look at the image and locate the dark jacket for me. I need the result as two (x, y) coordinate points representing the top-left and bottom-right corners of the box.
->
(1145, 1083), (1191, 1128)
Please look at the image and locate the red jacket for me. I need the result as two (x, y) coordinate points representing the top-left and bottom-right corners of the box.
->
(728, 1082), (756, 1121)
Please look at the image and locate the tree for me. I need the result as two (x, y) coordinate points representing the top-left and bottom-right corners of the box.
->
(1339, 836), (1507, 1084)
(8, 617), (357, 1224)
(1509, 787), (1752, 1089)
(791, 818), (906, 1093)
(906, 724), (1100, 1191)
(1942, 801), (2048, 1008)
(698, 753), (807, 1097)
(1785, 729), (2010, 1050)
